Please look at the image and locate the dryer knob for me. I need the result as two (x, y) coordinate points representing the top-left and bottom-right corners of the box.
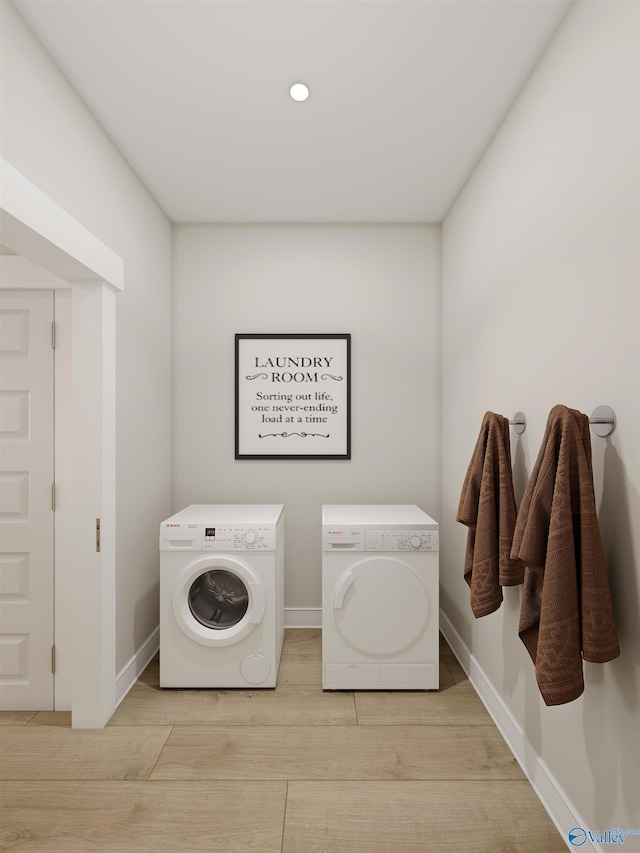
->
(410, 536), (422, 549)
(245, 531), (257, 545)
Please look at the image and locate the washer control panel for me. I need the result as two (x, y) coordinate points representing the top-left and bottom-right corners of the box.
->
(160, 522), (275, 550)
(203, 525), (275, 550)
(365, 530), (439, 552)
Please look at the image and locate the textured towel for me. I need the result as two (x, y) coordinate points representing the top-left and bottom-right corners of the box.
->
(511, 404), (620, 706)
(457, 412), (524, 618)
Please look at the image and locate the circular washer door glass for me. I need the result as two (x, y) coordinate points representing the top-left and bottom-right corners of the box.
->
(188, 569), (249, 629)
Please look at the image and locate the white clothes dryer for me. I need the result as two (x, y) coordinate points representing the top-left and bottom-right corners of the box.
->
(160, 504), (284, 688)
(322, 505), (439, 690)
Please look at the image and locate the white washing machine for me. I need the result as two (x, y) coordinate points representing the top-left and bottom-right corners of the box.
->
(160, 504), (284, 688)
(322, 505), (439, 690)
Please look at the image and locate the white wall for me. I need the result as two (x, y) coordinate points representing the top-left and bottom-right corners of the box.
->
(173, 225), (440, 613)
(0, 1), (173, 675)
(441, 0), (639, 840)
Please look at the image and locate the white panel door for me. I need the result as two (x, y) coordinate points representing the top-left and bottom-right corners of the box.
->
(0, 289), (55, 710)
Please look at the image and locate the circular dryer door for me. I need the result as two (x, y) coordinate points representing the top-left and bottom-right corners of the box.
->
(332, 556), (430, 656)
(172, 555), (265, 647)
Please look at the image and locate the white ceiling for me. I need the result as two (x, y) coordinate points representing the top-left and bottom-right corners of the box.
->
(13, 0), (572, 224)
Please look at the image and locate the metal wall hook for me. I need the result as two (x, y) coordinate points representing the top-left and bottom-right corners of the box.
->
(507, 408), (615, 437)
(509, 412), (526, 434)
(590, 405), (616, 437)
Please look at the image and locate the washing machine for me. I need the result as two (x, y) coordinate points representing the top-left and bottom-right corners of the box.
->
(160, 504), (284, 688)
(322, 505), (439, 690)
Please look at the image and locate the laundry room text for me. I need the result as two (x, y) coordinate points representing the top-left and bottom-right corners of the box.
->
(251, 391), (338, 424)
(235, 333), (351, 459)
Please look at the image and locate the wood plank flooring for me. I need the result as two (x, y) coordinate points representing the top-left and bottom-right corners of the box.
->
(0, 630), (566, 852)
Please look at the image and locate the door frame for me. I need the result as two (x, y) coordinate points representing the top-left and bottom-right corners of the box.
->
(1, 158), (124, 728)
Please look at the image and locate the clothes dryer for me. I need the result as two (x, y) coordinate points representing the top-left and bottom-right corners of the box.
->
(160, 504), (284, 688)
(322, 505), (439, 690)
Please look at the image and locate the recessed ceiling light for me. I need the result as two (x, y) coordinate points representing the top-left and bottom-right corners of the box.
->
(290, 82), (310, 102)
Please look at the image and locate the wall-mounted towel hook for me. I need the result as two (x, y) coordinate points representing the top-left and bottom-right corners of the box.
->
(509, 412), (526, 434)
(590, 405), (616, 437)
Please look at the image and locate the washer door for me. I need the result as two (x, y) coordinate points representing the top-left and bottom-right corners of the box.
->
(332, 556), (430, 656)
(172, 555), (265, 647)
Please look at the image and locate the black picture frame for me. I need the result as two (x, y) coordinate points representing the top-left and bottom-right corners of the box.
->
(235, 333), (351, 460)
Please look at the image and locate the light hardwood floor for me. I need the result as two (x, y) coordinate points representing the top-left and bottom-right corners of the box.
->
(0, 630), (565, 852)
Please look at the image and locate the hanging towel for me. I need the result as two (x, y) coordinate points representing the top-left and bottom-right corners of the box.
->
(511, 404), (620, 706)
(457, 412), (524, 618)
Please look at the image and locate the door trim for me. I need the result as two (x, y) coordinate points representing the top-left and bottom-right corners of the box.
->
(1, 158), (123, 728)
(1, 159), (123, 289)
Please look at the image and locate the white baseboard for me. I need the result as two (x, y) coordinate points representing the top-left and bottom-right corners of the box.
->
(285, 607), (322, 628)
(115, 627), (159, 708)
(439, 609), (604, 853)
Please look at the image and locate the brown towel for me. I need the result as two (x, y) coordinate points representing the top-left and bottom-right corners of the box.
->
(457, 412), (524, 618)
(511, 404), (620, 706)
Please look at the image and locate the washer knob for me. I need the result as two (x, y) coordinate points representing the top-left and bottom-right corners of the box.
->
(410, 536), (422, 549)
(245, 531), (256, 545)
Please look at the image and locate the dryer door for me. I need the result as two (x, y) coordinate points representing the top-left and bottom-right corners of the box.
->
(172, 555), (265, 647)
(332, 556), (430, 656)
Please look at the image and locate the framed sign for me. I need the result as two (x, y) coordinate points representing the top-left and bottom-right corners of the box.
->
(235, 333), (351, 460)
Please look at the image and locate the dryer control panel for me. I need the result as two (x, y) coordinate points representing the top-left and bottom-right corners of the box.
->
(322, 527), (438, 552)
(365, 530), (439, 552)
(160, 522), (276, 551)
